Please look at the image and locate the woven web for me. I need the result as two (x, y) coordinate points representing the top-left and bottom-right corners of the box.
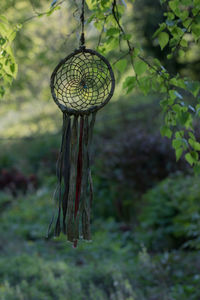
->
(53, 51), (113, 111)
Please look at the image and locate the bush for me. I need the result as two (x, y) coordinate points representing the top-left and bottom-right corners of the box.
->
(93, 125), (187, 222)
(0, 168), (37, 197)
(0, 135), (60, 176)
(0, 192), (13, 212)
(138, 174), (200, 251)
(0, 250), (200, 300)
(98, 127), (187, 193)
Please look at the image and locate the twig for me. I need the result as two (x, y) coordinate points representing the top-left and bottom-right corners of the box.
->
(21, 0), (65, 25)
(113, 52), (129, 64)
(173, 9), (200, 54)
(97, 16), (108, 48)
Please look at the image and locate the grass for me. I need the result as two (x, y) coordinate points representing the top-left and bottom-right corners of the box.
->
(0, 181), (200, 300)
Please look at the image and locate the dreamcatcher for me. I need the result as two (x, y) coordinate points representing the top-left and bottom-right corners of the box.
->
(49, 0), (115, 247)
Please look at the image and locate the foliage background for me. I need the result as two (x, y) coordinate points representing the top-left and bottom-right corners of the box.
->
(0, 0), (200, 299)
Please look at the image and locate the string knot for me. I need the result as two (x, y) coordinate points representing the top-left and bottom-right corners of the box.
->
(79, 0), (85, 48)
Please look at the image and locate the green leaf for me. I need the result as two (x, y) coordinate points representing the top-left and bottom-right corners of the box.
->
(178, 49), (185, 58)
(170, 77), (186, 89)
(123, 76), (136, 94)
(106, 28), (119, 36)
(185, 151), (199, 165)
(166, 12), (175, 20)
(175, 130), (184, 139)
(173, 136), (188, 161)
(183, 18), (192, 28)
(180, 10), (189, 21)
(191, 21), (200, 41)
(0, 37), (6, 46)
(115, 59), (127, 73)
(188, 132), (195, 140)
(185, 152), (195, 165)
(0, 15), (9, 24)
(180, 39), (188, 47)
(169, 0), (177, 11)
(169, 89), (177, 100)
(99, 36), (118, 53)
(132, 48), (140, 58)
(169, 0), (180, 16)
(185, 81), (200, 97)
(172, 103), (181, 113)
(189, 139), (200, 151)
(179, 111), (190, 126)
(0, 22), (8, 36)
(87, 14), (95, 23)
(158, 32), (169, 50)
(133, 59), (147, 76)
(122, 34), (132, 41)
(191, 151), (199, 161)
(153, 23), (166, 38)
(172, 138), (183, 149)
(160, 125), (172, 138)
(176, 148), (183, 161)
(182, 0), (193, 4)
(86, 0), (97, 9)
(0, 86), (5, 98)
(138, 76), (151, 95)
(192, 7), (200, 16)
(153, 58), (162, 68)
(193, 163), (200, 174)
(167, 53), (173, 59)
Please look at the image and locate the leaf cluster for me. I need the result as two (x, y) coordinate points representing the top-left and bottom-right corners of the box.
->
(0, 15), (19, 99)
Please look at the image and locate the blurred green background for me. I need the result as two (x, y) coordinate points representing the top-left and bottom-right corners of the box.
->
(0, 0), (200, 299)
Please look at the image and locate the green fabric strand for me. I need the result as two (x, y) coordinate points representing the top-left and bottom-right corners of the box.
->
(66, 115), (78, 242)
(81, 115), (91, 240)
(47, 114), (70, 237)
(62, 114), (71, 234)
(88, 112), (96, 209)
(74, 116), (84, 241)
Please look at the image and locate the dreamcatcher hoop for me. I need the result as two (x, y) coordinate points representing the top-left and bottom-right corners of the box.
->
(50, 48), (115, 115)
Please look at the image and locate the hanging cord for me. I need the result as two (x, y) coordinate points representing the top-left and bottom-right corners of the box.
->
(80, 0), (85, 48)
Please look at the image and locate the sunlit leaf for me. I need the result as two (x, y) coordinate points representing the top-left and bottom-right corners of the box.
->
(158, 32), (169, 49)
(134, 59), (147, 76)
(123, 76), (136, 94)
(115, 59), (127, 73)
